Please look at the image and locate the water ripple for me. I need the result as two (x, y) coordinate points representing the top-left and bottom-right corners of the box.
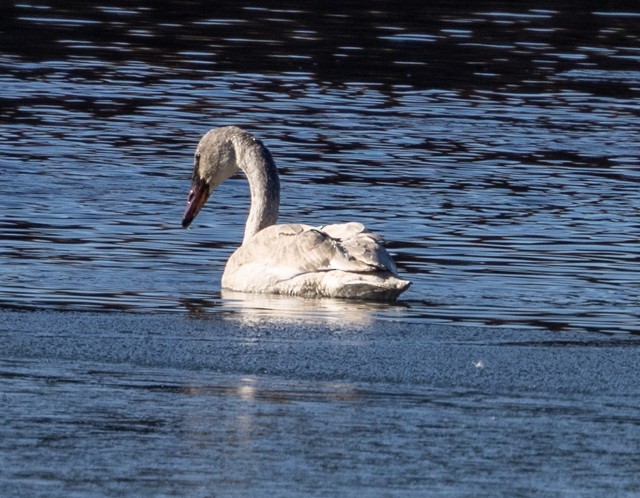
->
(1, 2), (640, 333)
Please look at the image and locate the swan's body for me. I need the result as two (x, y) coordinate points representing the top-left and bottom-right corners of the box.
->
(182, 126), (410, 300)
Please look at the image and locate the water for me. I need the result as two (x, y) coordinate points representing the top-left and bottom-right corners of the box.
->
(1, 1), (639, 332)
(2, 2), (640, 495)
(2, 312), (640, 497)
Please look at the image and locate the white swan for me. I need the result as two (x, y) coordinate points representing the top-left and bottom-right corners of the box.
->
(181, 126), (411, 300)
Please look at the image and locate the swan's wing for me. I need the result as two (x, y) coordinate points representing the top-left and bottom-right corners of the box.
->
(321, 222), (399, 275)
(226, 222), (398, 282)
(225, 224), (326, 282)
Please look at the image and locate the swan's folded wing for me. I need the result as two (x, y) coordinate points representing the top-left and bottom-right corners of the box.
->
(227, 222), (398, 280)
(223, 223), (405, 295)
(226, 224), (332, 282)
(321, 222), (399, 275)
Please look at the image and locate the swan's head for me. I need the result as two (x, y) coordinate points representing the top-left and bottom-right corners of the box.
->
(182, 127), (242, 228)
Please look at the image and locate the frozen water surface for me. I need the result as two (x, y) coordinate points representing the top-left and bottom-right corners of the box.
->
(2, 311), (640, 496)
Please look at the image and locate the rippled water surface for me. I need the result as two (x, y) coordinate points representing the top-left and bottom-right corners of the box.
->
(2, 1), (640, 332)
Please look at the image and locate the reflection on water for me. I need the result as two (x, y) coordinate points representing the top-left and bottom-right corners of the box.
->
(1, 2), (640, 333)
(219, 289), (409, 326)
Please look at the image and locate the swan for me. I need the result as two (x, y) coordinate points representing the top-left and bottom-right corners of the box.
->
(181, 126), (411, 300)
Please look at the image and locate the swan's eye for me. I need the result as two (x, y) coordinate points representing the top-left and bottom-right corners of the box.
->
(191, 153), (202, 181)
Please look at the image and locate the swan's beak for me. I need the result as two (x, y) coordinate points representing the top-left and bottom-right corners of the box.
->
(182, 177), (210, 228)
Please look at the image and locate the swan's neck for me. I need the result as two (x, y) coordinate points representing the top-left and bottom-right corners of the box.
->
(235, 137), (280, 245)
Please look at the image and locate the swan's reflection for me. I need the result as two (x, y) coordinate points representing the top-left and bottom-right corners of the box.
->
(219, 289), (407, 326)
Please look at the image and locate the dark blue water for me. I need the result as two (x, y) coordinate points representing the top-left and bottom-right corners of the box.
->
(2, 2), (640, 496)
(1, 1), (639, 332)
